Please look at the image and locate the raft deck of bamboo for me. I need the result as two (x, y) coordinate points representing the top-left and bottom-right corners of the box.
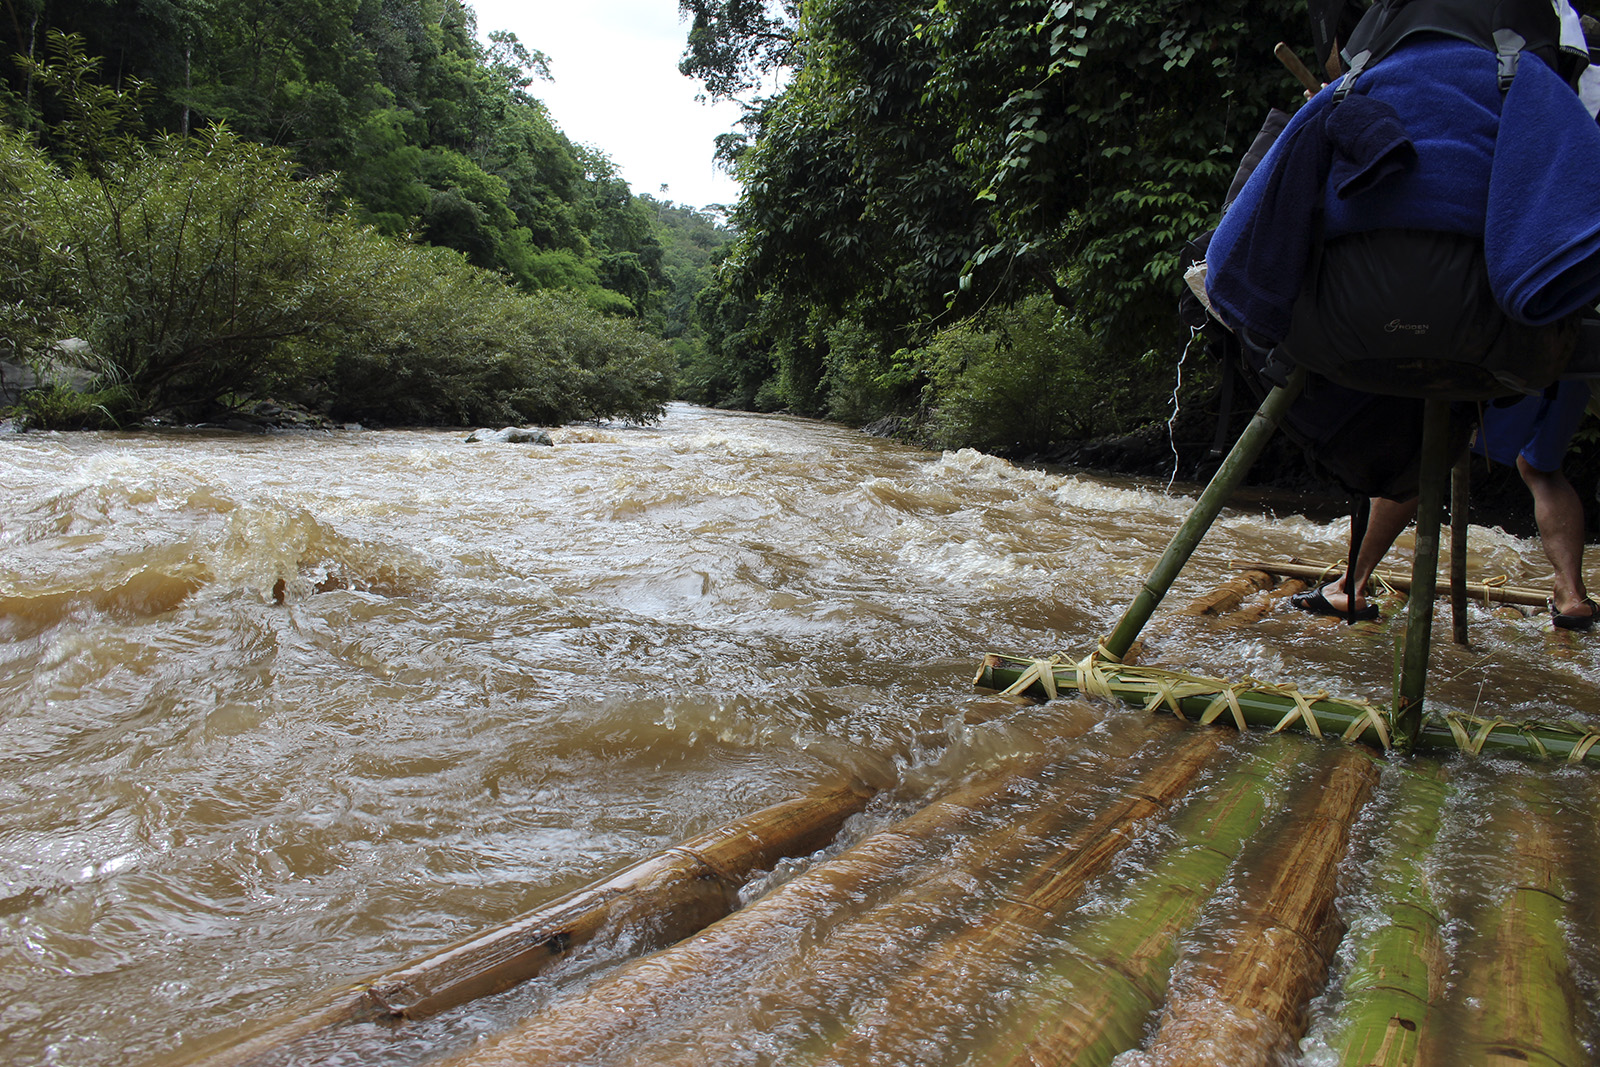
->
(169, 694), (1600, 1067)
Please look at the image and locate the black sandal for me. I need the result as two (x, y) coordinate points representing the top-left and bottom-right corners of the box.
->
(1290, 586), (1380, 623)
(1551, 596), (1598, 632)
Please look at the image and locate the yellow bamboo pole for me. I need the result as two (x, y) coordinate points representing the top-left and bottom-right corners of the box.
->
(167, 778), (877, 1067)
(1425, 786), (1585, 1066)
(1140, 747), (1380, 1067)
(1226, 577), (1308, 625)
(1182, 569), (1275, 615)
(1228, 558), (1547, 608)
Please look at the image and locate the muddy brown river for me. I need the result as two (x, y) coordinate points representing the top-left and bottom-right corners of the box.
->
(1, 403), (1596, 1065)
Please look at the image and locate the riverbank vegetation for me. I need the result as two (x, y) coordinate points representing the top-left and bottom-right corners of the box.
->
(677, 0), (1309, 458)
(675, 0), (1598, 529)
(0, 3), (732, 429)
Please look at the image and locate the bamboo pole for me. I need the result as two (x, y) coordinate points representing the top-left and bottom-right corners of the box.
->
(968, 742), (1306, 1067)
(1427, 787), (1585, 1066)
(1140, 748), (1380, 1067)
(1326, 764), (1452, 1067)
(439, 709), (1156, 1067)
(724, 715), (1207, 1059)
(1427, 783), (1587, 1067)
(818, 727), (1228, 1066)
(975, 652), (1600, 766)
(1182, 569), (1275, 616)
(601, 716), (1212, 1066)
(1104, 366), (1307, 659)
(1451, 453), (1470, 645)
(1226, 577), (1307, 625)
(1394, 397), (1453, 748)
(1226, 559), (1546, 608)
(168, 778), (877, 1067)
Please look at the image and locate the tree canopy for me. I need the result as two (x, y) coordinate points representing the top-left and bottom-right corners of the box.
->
(0, 0), (731, 327)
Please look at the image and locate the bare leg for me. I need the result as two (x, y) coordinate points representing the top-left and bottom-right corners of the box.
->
(1516, 455), (1593, 619)
(1320, 496), (1418, 613)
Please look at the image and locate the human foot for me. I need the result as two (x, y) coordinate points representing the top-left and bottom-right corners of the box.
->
(1289, 583), (1379, 623)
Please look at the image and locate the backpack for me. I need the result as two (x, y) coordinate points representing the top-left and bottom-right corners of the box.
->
(1336, 0), (1588, 97)
(1184, 111), (1475, 500)
(1278, 0), (1592, 402)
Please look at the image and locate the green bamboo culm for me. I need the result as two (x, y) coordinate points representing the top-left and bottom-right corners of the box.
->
(1325, 764), (1453, 1066)
(1103, 367), (1308, 660)
(1393, 398), (1455, 749)
(976, 653), (1600, 766)
(968, 742), (1305, 1067)
(1427, 782), (1586, 1064)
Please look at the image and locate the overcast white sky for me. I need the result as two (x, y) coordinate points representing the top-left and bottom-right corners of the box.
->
(466, 0), (747, 211)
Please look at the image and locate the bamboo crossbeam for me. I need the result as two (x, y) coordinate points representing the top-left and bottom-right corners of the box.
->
(970, 743), (1305, 1067)
(1227, 558), (1547, 608)
(169, 778), (877, 1067)
(1142, 748), (1380, 1066)
(976, 653), (1600, 766)
(1327, 765), (1452, 1066)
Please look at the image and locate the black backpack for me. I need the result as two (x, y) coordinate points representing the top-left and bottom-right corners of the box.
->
(1336, 0), (1587, 95)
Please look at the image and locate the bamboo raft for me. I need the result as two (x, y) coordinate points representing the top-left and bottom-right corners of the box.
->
(166, 701), (1600, 1067)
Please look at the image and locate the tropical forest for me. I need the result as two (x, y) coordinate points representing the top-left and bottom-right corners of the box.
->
(1, 0), (1597, 515)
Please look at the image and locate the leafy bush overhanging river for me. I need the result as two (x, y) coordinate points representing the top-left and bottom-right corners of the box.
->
(2, 403), (1597, 1065)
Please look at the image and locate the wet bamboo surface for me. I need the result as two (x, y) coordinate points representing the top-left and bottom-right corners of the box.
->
(172, 779), (879, 1067)
(1141, 747), (1379, 1067)
(440, 710), (1193, 1067)
(422, 728), (1600, 1067)
(1323, 764), (1452, 1066)
(168, 713), (1600, 1067)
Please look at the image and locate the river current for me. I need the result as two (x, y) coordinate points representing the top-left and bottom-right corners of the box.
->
(1, 403), (1597, 1065)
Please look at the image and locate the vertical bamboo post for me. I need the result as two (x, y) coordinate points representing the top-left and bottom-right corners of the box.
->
(1393, 399), (1452, 750)
(1104, 366), (1308, 659)
(1450, 453), (1469, 646)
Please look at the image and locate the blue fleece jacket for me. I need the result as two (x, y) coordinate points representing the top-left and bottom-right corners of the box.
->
(1206, 38), (1600, 339)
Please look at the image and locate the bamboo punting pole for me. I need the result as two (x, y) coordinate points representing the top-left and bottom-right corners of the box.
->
(1226, 558), (1547, 608)
(817, 727), (1229, 1066)
(1326, 764), (1452, 1067)
(439, 710), (1163, 1067)
(975, 652), (1600, 766)
(1182, 569), (1274, 616)
(968, 742), (1306, 1067)
(169, 778), (877, 1067)
(1430, 788), (1585, 1066)
(1103, 366), (1307, 659)
(1141, 748), (1380, 1067)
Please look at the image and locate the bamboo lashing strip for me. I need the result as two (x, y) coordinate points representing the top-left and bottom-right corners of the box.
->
(979, 653), (1599, 765)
